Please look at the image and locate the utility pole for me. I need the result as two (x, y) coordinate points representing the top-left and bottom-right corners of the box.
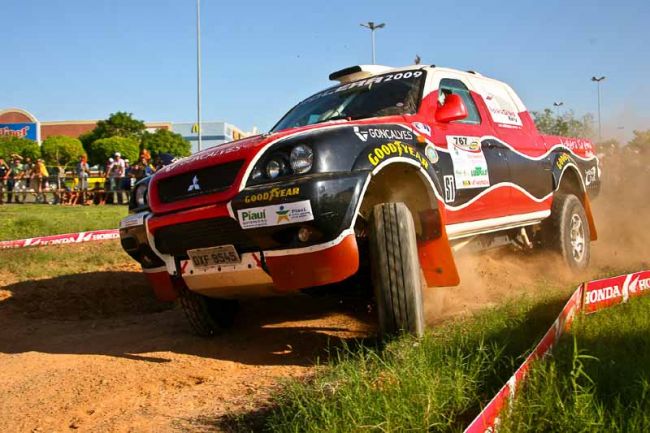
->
(360, 22), (385, 64)
(553, 101), (564, 117)
(196, 0), (203, 152)
(591, 76), (606, 142)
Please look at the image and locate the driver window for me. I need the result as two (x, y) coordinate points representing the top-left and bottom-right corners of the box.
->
(438, 78), (481, 124)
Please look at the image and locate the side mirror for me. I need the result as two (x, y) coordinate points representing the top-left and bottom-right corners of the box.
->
(435, 93), (468, 123)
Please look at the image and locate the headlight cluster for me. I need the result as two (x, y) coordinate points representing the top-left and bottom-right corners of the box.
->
(133, 182), (148, 208)
(251, 144), (314, 183)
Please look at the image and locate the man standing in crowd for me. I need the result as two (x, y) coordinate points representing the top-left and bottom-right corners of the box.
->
(33, 159), (49, 203)
(76, 155), (90, 204)
(106, 152), (126, 204)
(7, 156), (23, 204)
(0, 158), (9, 205)
(20, 156), (33, 203)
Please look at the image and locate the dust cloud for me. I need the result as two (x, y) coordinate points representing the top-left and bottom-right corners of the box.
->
(424, 150), (650, 324)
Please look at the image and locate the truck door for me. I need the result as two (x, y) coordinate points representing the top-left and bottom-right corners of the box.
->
(428, 77), (510, 226)
(468, 79), (553, 216)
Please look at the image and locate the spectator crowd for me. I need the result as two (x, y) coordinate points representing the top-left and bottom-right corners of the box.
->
(0, 149), (160, 206)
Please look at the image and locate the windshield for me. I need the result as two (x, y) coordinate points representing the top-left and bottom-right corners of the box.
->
(271, 69), (425, 132)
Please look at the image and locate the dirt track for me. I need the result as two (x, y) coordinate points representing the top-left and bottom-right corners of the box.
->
(1, 162), (648, 432)
(0, 265), (374, 433)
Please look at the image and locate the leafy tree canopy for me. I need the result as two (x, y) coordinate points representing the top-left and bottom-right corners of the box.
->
(0, 136), (41, 161)
(41, 135), (85, 167)
(140, 129), (191, 159)
(532, 109), (595, 139)
(87, 136), (139, 166)
(80, 111), (145, 149)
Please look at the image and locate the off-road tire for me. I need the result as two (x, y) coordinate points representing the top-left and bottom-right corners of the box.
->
(369, 202), (425, 338)
(543, 193), (591, 271)
(178, 286), (239, 337)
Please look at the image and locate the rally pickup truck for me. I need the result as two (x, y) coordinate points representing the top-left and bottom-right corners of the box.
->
(119, 64), (600, 337)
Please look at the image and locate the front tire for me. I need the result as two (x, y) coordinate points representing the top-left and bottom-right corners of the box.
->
(544, 194), (591, 271)
(369, 202), (425, 338)
(178, 286), (239, 337)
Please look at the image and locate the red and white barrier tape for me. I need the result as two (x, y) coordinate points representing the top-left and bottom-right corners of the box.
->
(464, 269), (650, 433)
(0, 229), (119, 249)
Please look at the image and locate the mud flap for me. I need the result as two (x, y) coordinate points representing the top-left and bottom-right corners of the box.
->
(143, 266), (180, 301)
(417, 208), (460, 287)
(582, 193), (598, 241)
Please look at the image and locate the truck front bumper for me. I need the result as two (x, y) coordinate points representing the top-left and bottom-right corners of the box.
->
(119, 172), (367, 299)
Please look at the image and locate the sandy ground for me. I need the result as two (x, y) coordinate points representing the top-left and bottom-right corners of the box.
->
(1, 163), (648, 433)
(0, 266), (374, 433)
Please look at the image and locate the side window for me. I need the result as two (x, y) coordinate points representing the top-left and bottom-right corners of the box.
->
(438, 78), (481, 124)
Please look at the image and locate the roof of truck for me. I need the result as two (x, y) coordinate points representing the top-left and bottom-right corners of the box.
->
(328, 64), (527, 113)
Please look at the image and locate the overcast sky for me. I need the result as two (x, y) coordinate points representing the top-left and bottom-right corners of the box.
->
(2, 0), (649, 141)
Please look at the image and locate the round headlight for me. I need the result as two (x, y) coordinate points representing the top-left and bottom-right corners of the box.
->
(290, 145), (313, 174)
(251, 166), (263, 181)
(134, 183), (148, 207)
(265, 158), (284, 179)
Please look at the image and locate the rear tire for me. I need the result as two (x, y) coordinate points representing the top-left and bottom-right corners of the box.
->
(178, 286), (239, 337)
(543, 194), (591, 271)
(369, 202), (425, 338)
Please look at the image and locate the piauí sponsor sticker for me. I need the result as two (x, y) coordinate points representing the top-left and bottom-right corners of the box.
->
(238, 200), (314, 229)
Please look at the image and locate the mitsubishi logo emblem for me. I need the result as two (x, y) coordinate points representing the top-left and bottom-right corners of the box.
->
(187, 175), (201, 192)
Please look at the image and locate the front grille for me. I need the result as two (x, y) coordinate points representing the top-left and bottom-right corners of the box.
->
(157, 160), (244, 204)
(154, 217), (258, 257)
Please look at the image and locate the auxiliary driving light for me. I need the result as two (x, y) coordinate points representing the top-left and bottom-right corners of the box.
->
(290, 145), (313, 174)
(265, 158), (284, 179)
(298, 226), (312, 242)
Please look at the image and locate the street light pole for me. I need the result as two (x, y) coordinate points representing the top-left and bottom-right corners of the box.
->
(360, 22), (385, 64)
(196, 0), (203, 152)
(591, 76), (606, 142)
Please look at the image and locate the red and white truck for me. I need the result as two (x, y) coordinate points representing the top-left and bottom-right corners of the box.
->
(119, 64), (600, 337)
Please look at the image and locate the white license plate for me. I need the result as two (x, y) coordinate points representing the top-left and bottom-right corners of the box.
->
(187, 245), (241, 268)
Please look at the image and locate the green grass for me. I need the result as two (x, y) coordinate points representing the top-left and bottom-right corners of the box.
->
(0, 241), (132, 280)
(500, 296), (650, 432)
(0, 204), (127, 240)
(249, 293), (572, 433)
(247, 290), (650, 433)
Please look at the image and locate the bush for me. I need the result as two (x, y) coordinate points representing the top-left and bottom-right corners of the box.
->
(87, 136), (139, 166)
(0, 136), (41, 160)
(41, 136), (85, 167)
(141, 129), (191, 158)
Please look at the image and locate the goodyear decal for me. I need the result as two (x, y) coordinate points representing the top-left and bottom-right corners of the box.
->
(367, 141), (429, 169)
(244, 187), (300, 204)
(556, 153), (571, 170)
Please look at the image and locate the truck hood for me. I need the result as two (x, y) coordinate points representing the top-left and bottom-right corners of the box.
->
(148, 117), (408, 215)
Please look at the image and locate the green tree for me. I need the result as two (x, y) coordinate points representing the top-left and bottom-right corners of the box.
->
(532, 109), (594, 139)
(80, 111), (146, 149)
(627, 129), (650, 155)
(87, 136), (139, 166)
(41, 136), (85, 167)
(0, 136), (41, 160)
(140, 129), (191, 158)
